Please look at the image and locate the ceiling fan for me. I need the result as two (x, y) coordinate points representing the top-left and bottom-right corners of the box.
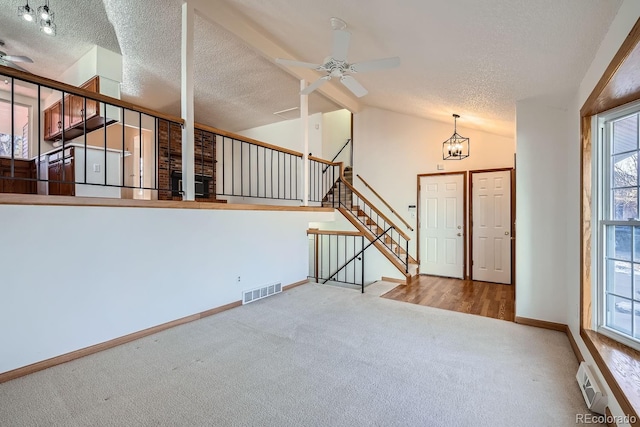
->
(0, 40), (33, 73)
(276, 17), (400, 98)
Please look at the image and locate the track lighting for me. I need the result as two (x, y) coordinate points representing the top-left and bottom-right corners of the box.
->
(18, 1), (36, 22)
(40, 18), (56, 36)
(38, 0), (53, 21)
(18, 1), (56, 36)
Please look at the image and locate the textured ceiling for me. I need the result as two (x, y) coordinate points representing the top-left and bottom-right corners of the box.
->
(1, 0), (624, 137)
(224, 0), (622, 136)
(0, 0), (120, 77)
(102, 0), (340, 132)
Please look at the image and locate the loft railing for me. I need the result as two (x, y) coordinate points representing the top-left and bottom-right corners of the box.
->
(331, 177), (411, 273)
(356, 174), (414, 232)
(195, 124), (303, 202)
(0, 64), (184, 200)
(308, 229), (366, 292)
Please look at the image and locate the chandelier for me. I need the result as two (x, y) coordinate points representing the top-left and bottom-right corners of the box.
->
(442, 114), (470, 160)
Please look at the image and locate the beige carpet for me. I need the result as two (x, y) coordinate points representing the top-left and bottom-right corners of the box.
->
(0, 281), (599, 426)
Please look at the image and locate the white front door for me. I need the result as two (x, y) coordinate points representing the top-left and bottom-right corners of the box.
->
(472, 170), (512, 284)
(419, 174), (464, 279)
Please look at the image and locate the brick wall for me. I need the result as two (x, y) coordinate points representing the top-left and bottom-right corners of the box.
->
(157, 121), (216, 201)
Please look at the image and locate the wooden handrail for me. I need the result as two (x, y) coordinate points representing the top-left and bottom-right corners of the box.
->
(356, 174), (414, 232)
(308, 155), (339, 165)
(307, 229), (364, 237)
(338, 176), (411, 241)
(0, 65), (184, 124)
(195, 122), (304, 158)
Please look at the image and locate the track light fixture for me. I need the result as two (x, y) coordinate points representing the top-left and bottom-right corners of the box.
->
(38, 0), (53, 21)
(442, 114), (470, 160)
(18, 1), (36, 22)
(40, 18), (56, 36)
(18, 1), (56, 36)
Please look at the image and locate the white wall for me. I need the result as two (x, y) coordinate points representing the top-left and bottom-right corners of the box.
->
(0, 205), (333, 374)
(322, 109), (351, 165)
(353, 107), (515, 257)
(515, 94), (572, 324)
(238, 113), (322, 157)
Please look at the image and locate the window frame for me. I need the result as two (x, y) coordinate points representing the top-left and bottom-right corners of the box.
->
(595, 100), (640, 351)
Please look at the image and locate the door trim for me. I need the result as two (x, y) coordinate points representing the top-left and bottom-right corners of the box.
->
(468, 168), (515, 285)
(416, 171), (468, 278)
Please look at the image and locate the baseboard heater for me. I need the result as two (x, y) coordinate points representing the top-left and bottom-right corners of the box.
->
(242, 282), (282, 305)
(576, 362), (606, 415)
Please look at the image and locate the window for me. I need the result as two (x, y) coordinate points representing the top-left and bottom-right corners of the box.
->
(597, 104), (640, 349)
(0, 100), (30, 159)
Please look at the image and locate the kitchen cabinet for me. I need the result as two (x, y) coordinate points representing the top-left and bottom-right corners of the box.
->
(44, 102), (62, 141)
(47, 148), (75, 196)
(0, 158), (37, 194)
(44, 76), (105, 142)
(44, 144), (125, 198)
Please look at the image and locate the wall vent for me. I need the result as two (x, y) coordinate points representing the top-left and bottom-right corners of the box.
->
(242, 282), (282, 305)
(576, 362), (606, 415)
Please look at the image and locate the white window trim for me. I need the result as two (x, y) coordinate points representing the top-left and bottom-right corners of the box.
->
(594, 100), (640, 352)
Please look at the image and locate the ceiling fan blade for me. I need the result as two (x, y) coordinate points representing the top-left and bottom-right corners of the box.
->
(0, 59), (29, 73)
(300, 76), (330, 95)
(276, 58), (322, 70)
(3, 55), (33, 64)
(350, 57), (400, 73)
(340, 75), (368, 98)
(331, 29), (351, 62)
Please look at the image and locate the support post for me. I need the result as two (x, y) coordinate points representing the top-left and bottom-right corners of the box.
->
(301, 79), (309, 206)
(181, 2), (196, 200)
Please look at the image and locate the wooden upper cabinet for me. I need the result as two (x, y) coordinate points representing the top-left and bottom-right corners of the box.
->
(44, 76), (100, 142)
(44, 102), (62, 141)
(81, 76), (100, 120)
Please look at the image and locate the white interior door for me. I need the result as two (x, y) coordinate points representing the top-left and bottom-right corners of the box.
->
(419, 174), (464, 278)
(472, 170), (512, 284)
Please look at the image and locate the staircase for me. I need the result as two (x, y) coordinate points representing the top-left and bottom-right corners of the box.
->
(321, 166), (418, 284)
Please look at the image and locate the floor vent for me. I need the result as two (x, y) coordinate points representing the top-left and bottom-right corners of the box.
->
(243, 282), (282, 305)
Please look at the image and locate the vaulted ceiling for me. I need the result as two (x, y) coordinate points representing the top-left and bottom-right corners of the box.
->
(0, 0), (624, 136)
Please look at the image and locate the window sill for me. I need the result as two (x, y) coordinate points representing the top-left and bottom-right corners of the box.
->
(581, 328), (640, 423)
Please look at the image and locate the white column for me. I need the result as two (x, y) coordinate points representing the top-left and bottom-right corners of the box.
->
(301, 80), (309, 206)
(181, 2), (195, 201)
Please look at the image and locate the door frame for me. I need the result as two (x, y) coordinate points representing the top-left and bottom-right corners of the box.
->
(468, 168), (516, 285)
(416, 171), (468, 279)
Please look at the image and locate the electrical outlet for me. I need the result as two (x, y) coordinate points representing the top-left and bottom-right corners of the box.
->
(93, 164), (101, 172)
(237, 276), (241, 282)
(437, 164), (444, 171)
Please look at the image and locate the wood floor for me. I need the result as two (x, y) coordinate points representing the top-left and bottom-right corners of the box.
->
(381, 275), (515, 322)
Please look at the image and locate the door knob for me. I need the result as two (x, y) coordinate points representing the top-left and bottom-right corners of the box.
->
(505, 231), (510, 235)
(457, 226), (462, 229)
(457, 233), (462, 236)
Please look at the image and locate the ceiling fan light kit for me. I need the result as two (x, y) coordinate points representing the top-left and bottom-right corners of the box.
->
(18, 0), (56, 36)
(276, 17), (400, 98)
(442, 114), (470, 160)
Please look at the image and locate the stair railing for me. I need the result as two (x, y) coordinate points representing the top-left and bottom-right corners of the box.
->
(356, 174), (414, 232)
(334, 177), (410, 273)
(309, 156), (341, 203)
(322, 138), (352, 174)
(308, 229), (366, 292)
